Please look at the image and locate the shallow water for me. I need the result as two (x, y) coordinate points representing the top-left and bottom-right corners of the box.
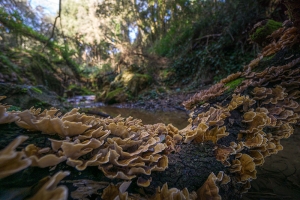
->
(67, 95), (189, 129)
(243, 126), (300, 200)
(92, 106), (190, 129)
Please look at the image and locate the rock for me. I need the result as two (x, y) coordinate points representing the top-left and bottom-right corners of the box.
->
(0, 83), (65, 110)
(98, 70), (152, 104)
(104, 88), (128, 104)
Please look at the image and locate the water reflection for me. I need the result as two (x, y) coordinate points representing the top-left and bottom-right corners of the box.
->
(67, 95), (189, 129)
(243, 127), (300, 200)
(92, 106), (189, 129)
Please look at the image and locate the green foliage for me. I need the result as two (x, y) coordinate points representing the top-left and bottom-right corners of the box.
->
(134, 73), (152, 84)
(7, 105), (21, 111)
(79, 64), (104, 79)
(21, 88), (28, 94)
(101, 64), (113, 72)
(151, 25), (193, 56)
(151, 0), (264, 87)
(0, 8), (48, 44)
(0, 52), (19, 73)
(0, 8), (80, 79)
(0, 0), (284, 100)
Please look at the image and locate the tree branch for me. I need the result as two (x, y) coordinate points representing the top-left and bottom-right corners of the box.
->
(195, 33), (222, 41)
(42, 0), (62, 52)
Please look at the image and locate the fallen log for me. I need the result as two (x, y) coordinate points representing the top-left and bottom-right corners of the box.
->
(0, 23), (300, 200)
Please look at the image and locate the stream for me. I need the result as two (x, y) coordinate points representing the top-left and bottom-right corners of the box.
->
(90, 106), (189, 129)
(67, 95), (189, 129)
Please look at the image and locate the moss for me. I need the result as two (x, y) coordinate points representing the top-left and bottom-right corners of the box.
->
(250, 20), (282, 46)
(7, 105), (21, 111)
(135, 73), (152, 84)
(67, 84), (93, 95)
(106, 88), (123, 99)
(31, 52), (53, 71)
(105, 88), (126, 104)
(261, 54), (276, 62)
(31, 87), (43, 94)
(197, 101), (205, 106)
(157, 87), (166, 93)
(159, 69), (173, 81)
(21, 88), (28, 94)
(0, 53), (19, 73)
(129, 73), (152, 94)
(33, 101), (49, 109)
(225, 77), (245, 92)
(30, 62), (45, 85)
(112, 71), (152, 96)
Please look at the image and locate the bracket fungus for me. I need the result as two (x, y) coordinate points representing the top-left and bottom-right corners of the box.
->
(24, 144), (67, 168)
(182, 83), (228, 110)
(101, 181), (132, 200)
(28, 171), (70, 200)
(15, 108), (94, 137)
(214, 145), (235, 166)
(197, 171), (231, 200)
(230, 154), (257, 183)
(0, 136), (32, 179)
(152, 183), (197, 200)
(0, 96), (19, 124)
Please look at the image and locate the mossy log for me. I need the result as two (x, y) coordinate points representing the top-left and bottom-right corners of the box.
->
(0, 123), (229, 199)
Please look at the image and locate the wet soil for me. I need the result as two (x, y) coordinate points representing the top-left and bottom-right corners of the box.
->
(115, 91), (195, 112)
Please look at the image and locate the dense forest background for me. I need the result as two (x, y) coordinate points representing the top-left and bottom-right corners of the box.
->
(0, 0), (287, 105)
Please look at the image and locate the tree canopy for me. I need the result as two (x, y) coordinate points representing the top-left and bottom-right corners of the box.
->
(0, 0), (287, 91)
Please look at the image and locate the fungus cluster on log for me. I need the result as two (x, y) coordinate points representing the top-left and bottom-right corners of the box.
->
(1, 19), (300, 200)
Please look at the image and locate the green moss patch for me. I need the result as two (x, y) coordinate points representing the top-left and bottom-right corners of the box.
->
(250, 20), (282, 46)
(225, 77), (245, 92)
(7, 105), (21, 111)
(105, 88), (127, 104)
(31, 87), (43, 94)
(67, 84), (94, 96)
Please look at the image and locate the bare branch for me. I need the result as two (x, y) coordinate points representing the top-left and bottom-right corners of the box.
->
(195, 33), (222, 41)
(42, 0), (61, 52)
